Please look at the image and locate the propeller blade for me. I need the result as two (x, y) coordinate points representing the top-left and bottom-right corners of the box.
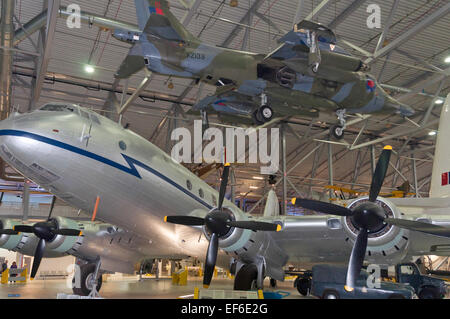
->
(385, 218), (450, 238)
(203, 232), (219, 288)
(0, 229), (19, 235)
(164, 216), (205, 226)
(53, 229), (83, 236)
(13, 225), (34, 233)
(30, 238), (46, 279)
(369, 146), (392, 202)
(345, 228), (368, 291)
(228, 221), (281, 232)
(47, 196), (57, 220)
(291, 198), (353, 216)
(218, 164), (230, 210)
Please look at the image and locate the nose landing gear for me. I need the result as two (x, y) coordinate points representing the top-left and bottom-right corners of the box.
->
(331, 109), (347, 140)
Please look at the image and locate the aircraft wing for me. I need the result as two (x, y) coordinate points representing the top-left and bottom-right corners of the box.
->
(114, 44), (146, 79)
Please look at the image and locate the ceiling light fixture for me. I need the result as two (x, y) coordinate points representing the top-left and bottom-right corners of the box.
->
(85, 65), (95, 74)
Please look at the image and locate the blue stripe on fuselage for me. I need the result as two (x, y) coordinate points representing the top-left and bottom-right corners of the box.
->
(0, 130), (213, 210)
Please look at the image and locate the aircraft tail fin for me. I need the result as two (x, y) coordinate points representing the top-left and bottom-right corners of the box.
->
(263, 189), (280, 217)
(134, 0), (198, 43)
(429, 93), (450, 198)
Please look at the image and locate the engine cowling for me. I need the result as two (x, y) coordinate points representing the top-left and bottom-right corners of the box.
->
(343, 196), (410, 264)
(203, 206), (288, 281)
(0, 217), (82, 258)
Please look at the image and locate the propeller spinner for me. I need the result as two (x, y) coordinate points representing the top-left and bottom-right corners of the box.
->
(164, 163), (281, 288)
(291, 145), (450, 291)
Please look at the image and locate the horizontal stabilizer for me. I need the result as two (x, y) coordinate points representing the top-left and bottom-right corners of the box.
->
(115, 44), (145, 79)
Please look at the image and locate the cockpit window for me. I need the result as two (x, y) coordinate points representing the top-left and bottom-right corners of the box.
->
(80, 110), (90, 120)
(40, 104), (76, 112)
(90, 114), (101, 125)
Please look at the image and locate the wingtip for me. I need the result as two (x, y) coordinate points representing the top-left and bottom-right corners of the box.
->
(384, 145), (393, 150)
(276, 224), (282, 232)
(203, 284), (209, 289)
(164, 216), (168, 223)
(291, 198), (296, 205)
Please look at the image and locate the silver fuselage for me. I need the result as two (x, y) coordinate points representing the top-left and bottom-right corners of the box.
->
(0, 105), (449, 274)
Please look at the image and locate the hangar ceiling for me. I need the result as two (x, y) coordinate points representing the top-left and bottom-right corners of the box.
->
(1, 0), (450, 215)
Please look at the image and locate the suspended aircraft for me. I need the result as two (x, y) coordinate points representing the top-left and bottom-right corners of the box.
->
(0, 95), (447, 296)
(111, 0), (415, 139)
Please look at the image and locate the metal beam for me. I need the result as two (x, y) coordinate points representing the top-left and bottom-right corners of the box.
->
(305, 0), (333, 21)
(328, 0), (367, 29)
(374, 0), (400, 54)
(221, 0), (265, 48)
(366, 2), (450, 63)
(118, 71), (153, 115)
(0, 0), (15, 120)
(182, 0), (203, 26)
(31, 0), (60, 109)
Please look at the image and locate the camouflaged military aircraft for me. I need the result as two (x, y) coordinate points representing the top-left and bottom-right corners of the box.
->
(112, 0), (414, 139)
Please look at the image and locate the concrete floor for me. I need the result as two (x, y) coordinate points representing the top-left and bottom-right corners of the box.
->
(1, 276), (448, 299)
(0, 276), (308, 299)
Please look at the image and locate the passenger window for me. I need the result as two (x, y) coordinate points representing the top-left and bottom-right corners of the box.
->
(40, 104), (74, 112)
(212, 195), (217, 206)
(80, 110), (90, 120)
(199, 189), (204, 198)
(186, 180), (192, 190)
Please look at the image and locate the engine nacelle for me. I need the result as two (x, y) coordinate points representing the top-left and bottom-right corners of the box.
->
(0, 217), (82, 258)
(343, 197), (410, 265)
(112, 29), (142, 44)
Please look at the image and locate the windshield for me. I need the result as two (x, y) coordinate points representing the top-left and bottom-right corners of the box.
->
(39, 104), (77, 113)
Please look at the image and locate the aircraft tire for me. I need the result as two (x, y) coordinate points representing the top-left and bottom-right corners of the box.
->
(259, 105), (273, 122)
(72, 263), (103, 296)
(331, 125), (345, 140)
(269, 278), (277, 288)
(233, 264), (258, 291)
(296, 277), (311, 296)
(252, 110), (265, 125)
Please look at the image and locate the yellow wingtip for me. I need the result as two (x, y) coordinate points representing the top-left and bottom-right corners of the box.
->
(164, 216), (168, 222)
(291, 198), (297, 205)
(224, 162), (231, 167)
(30, 277), (34, 281)
(344, 285), (354, 292)
(203, 284), (209, 289)
(276, 224), (282, 232)
(79, 231), (83, 236)
(384, 145), (393, 150)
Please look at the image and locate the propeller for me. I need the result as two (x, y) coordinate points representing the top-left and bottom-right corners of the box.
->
(12, 196), (82, 279)
(291, 145), (450, 291)
(164, 163), (281, 288)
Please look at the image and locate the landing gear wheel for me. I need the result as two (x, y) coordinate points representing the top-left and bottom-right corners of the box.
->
(259, 105), (273, 122)
(72, 263), (103, 296)
(269, 278), (277, 288)
(331, 125), (345, 140)
(296, 277), (311, 296)
(234, 264), (258, 291)
(252, 110), (265, 125)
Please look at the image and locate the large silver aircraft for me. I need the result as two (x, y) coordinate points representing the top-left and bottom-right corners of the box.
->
(0, 95), (449, 296)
